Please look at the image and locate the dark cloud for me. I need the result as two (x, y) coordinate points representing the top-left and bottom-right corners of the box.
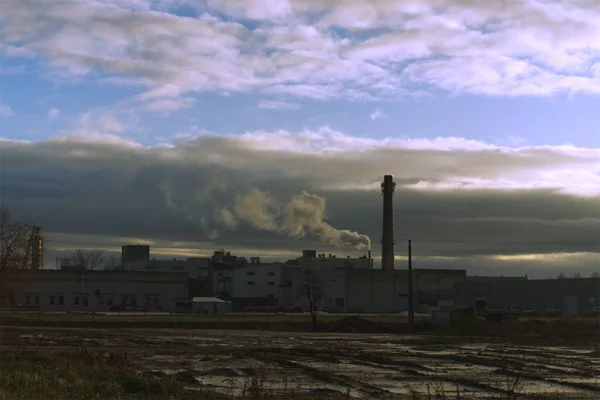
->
(1, 133), (598, 277)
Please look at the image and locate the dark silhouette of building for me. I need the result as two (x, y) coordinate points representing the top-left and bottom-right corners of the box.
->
(121, 245), (150, 268)
(30, 226), (44, 269)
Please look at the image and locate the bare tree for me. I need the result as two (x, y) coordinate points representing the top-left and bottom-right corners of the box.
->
(104, 256), (123, 271)
(572, 272), (582, 279)
(0, 207), (32, 273)
(69, 249), (105, 271)
(557, 272), (566, 279)
(298, 268), (323, 331)
(591, 272), (600, 278)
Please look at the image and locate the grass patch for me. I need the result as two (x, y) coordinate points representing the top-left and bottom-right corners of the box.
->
(0, 349), (195, 400)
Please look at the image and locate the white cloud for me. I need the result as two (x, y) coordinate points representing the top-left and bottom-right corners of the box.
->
(0, 0), (598, 99)
(0, 104), (15, 117)
(257, 99), (300, 110)
(370, 108), (385, 120)
(48, 108), (61, 120)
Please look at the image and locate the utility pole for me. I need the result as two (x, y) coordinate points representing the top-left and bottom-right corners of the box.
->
(408, 240), (414, 329)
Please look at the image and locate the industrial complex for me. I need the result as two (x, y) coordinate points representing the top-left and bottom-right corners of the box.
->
(1, 175), (598, 317)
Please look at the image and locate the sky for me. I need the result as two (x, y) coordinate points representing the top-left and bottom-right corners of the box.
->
(0, 0), (599, 278)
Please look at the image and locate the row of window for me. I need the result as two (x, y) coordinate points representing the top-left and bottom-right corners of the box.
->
(246, 271), (276, 276)
(24, 293), (162, 307)
(246, 281), (276, 285)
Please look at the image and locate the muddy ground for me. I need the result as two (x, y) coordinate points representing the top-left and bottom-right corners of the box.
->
(1, 326), (598, 399)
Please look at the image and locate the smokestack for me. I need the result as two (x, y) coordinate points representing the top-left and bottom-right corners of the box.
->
(368, 250), (372, 269)
(381, 175), (396, 271)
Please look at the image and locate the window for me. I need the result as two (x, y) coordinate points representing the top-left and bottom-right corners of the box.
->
(145, 295), (161, 307)
(34, 295), (40, 306)
(25, 295), (32, 306)
(247, 281), (255, 285)
(267, 272), (275, 276)
(82, 296), (89, 306)
(335, 298), (345, 307)
(74, 296), (80, 306)
(58, 296), (65, 306)
(267, 282), (275, 286)
(121, 294), (137, 306)
(247, 271), (255, 276)
(49, 295), (56, 305)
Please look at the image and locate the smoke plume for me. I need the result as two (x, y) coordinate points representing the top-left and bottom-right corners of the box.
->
(282, 191), (371, 250)
(232, 188), (371, 250)
(233, 188), (279, 231)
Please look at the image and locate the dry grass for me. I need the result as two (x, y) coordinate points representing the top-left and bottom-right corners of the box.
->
(0, 349), (350, 400)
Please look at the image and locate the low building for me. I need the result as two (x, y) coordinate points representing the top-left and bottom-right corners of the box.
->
(0, 269), (189, 312)
(279, 267), (467, 314)
(192, 297), (232, 314)
(454, 277), (600, 316)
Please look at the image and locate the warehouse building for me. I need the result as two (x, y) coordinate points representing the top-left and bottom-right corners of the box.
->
(0, 269), (189, 312)
(454, 277), (600, 316)
(279, 267), (467, 314)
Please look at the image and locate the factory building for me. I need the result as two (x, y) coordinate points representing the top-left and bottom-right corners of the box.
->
(121, 244), (150, 267)
(30, 226), (44, 269)
(127, 257), (211, 279)
(455, 277), (600, 316)
(0, 269), (189, 311)
(287, 250), (373, 269)
(212, 256), (283, 309)
(279, 267), (466, 314)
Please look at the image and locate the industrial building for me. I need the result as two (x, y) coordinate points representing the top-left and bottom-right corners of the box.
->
(279, 266), (466, 314)
(128, 257), (211, 279)
(121, 244), (150, 267)
(454, 277), (600, 316)
(0, 269), (189, 312)
(30, 226), (44, 269)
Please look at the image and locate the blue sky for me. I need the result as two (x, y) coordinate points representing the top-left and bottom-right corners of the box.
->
(1, 0), (599, 275)
(1, 0), (599, 148)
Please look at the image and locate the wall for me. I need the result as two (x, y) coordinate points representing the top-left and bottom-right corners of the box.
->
(230, 263), (282, 298)
(279, 267), (346, 311)
(291, 256), (372, 270)
(345, 269), (466, 314)
(1, 270), (189, 312)
(128, 258), (211, 278)
(455, 278), (600, 315)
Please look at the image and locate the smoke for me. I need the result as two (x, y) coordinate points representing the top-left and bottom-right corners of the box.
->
(233, 188), (278, 231)
(282, 191), (371, 250)
(158, 170), (371, 249)
(232, 188), (371, 250)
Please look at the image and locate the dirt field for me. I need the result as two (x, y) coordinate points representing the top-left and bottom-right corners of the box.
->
(1, 325), (598, 399)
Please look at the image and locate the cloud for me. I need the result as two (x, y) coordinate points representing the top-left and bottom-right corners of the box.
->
(1, 0), (599, 99)
(0, 104), (15, 117)
(1, 127), (598, 276)
(48, 108), (62, 120)
(370, 108), (385, 120)
(257, 99), (301, 110)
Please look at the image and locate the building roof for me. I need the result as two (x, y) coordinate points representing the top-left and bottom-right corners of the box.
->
(192, 297), (229, 303)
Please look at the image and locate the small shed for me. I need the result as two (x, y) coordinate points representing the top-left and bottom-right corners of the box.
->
(192, 297), (232, 315)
